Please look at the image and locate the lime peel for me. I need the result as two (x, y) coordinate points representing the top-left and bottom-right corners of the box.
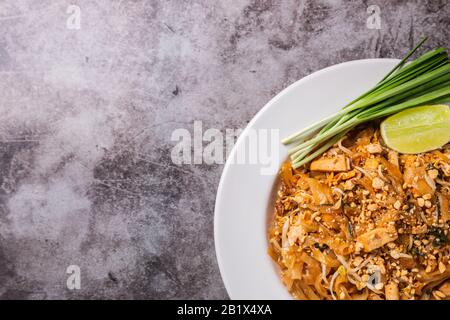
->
(380, 104), (450, 154)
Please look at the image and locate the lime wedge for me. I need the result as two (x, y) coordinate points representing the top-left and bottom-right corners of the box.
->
(380, 104), (450, 154)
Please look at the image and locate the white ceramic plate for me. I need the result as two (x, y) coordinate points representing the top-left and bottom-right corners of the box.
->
(214, 58), (400, 299)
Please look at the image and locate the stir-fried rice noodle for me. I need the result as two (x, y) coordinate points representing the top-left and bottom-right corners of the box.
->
(269, 125), (450, 300)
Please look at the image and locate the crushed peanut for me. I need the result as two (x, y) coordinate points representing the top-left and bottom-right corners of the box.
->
(372, 177), (384, 190)
(417, 198), (425, 207)
(393, 200), (402, 210)
(367, 143), (383, 154)
(427, 169), (439, 180)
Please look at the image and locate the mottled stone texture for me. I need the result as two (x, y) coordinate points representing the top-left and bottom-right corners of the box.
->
(0, 0), (448, 299)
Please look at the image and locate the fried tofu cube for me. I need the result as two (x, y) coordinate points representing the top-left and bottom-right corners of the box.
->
(385, 282), (399, 300)
(310, 155), (350, 172)
(357, 227), (398, 252)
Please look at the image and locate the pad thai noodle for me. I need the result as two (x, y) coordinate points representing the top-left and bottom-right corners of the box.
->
(269, 124), (450, 300)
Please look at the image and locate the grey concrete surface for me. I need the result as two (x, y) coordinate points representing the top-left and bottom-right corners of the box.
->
(0, 0), (448, 299)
